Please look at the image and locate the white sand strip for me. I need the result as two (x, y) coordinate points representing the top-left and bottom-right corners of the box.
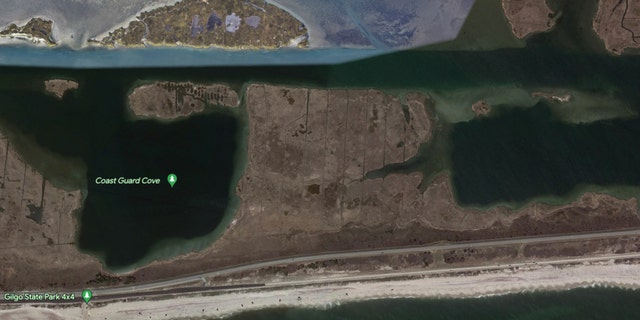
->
(3, 260), (637, 320)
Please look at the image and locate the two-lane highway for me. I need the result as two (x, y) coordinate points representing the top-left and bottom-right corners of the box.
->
(93, 228), (640, 295)
(3, 228), (640, 305)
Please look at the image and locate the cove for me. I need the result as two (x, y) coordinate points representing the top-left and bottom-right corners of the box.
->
(451, 104), (640, 206)
(2, 20), (640, 267)
(0, 72), (240, 269)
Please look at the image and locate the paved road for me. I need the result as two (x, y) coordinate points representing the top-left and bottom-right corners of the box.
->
(93, 228), (640, 296)
(2, 228), (640, 305)
(6, 250), (635, 320)
(0, 284), (266, 305)
(261, 251), (640, 289)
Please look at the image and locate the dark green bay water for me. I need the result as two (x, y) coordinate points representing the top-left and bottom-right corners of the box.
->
(0, 73), (240, 268)
(365, 0), (640, 208)
(1, 43), (640, 268)
(451, 104), (640, 206)
(0, 0), (638, 271)
(225, 288), (640, 320)
(0, 0), (639, 317)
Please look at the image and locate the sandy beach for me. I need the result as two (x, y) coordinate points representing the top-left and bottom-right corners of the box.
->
(0, 0), (184, 48)
(3, 259), (639, 320)
(90, 0), (180, 44)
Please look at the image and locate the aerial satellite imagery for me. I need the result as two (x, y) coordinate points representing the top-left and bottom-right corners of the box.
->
(2, 0), (640, 319)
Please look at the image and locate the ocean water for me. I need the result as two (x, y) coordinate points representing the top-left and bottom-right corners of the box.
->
(225, 288), (640, 320)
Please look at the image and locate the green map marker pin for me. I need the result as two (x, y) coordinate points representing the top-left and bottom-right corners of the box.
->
(167, 173), (178, 188)
(82, 289), (93, 304)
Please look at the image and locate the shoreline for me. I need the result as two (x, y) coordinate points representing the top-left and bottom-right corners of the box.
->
(416, 84), (640, 213)
(9, 259), (640, 319)
(501, 0), (556, 39)
(92, 0), (311, 50)
(263, 0), (320, 48)
(109, 82), (640, 277)
(0, 15), (57, 47)
(113, 81), (248, 273)
(90, 0), (181, 45)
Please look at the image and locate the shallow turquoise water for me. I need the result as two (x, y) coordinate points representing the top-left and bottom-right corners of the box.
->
(0, 46), (388, 68)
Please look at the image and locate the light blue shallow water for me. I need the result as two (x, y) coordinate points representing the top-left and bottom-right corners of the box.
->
(0, 46), (388, 68)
